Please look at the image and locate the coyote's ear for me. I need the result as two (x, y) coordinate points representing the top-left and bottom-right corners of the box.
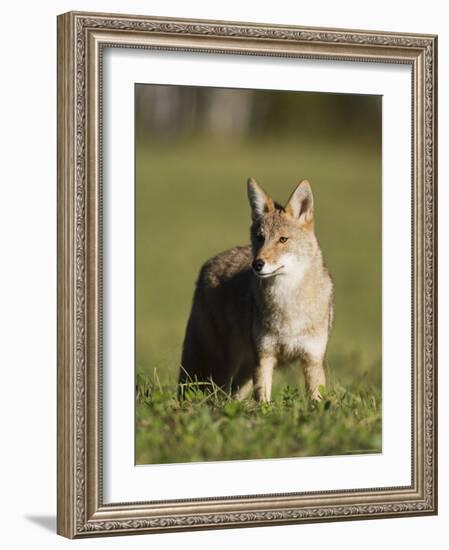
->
(285, 180), (314, 226)
(247, 178), (274, 221)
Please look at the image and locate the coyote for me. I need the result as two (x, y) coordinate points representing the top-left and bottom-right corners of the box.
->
(179, 178), (333, 402)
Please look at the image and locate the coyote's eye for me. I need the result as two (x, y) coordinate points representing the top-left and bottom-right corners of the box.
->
(256, 234), (264, 243)
(279, 236), (289, 244)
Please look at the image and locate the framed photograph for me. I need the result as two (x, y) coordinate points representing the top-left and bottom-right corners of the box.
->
(57, 11), (438, 538)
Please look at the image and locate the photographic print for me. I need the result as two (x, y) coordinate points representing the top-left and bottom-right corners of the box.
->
(135, 84), (382, 465)
(58, 12), (436, 537)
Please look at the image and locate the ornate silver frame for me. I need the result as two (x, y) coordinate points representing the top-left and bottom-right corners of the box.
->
(57, 11), (438, 538)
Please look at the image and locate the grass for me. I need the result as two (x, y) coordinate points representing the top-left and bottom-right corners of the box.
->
(135, 133), (382, 464)
(136, 372), (382, 464)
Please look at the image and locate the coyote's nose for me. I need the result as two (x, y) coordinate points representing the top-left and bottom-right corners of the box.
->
(252, 259), (265, 272)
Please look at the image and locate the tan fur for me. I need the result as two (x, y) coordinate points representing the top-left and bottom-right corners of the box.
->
(179, 178), (334, 402)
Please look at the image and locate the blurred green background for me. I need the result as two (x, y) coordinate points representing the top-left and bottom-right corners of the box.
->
(135, 84), (382, 391)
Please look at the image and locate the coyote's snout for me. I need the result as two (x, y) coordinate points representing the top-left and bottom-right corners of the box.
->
(179, 178), (333, 402)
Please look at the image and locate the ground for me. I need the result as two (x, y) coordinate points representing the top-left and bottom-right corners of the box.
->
(136, 374), (381, 464)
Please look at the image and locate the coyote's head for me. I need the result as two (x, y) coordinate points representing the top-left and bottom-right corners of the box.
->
(247, 178), (319, 280)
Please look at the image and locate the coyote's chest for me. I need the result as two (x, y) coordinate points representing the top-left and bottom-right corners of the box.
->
(256, 277), (316, 361)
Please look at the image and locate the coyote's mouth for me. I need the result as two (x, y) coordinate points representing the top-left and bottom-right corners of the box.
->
(253, 265), (284, 278)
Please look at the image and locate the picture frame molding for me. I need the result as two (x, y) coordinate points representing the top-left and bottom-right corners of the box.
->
(57, 10), (438, 538)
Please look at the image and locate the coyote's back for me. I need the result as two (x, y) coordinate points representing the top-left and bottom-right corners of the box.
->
(180, 245), (255, 390)
(179, 178), (333, 401)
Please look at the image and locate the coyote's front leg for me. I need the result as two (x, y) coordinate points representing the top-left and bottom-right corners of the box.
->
(253, 355), (276, 402)
(303, 359), (326, 400)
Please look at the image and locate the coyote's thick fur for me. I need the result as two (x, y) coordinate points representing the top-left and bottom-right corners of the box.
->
(179, 178), (333, 401)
